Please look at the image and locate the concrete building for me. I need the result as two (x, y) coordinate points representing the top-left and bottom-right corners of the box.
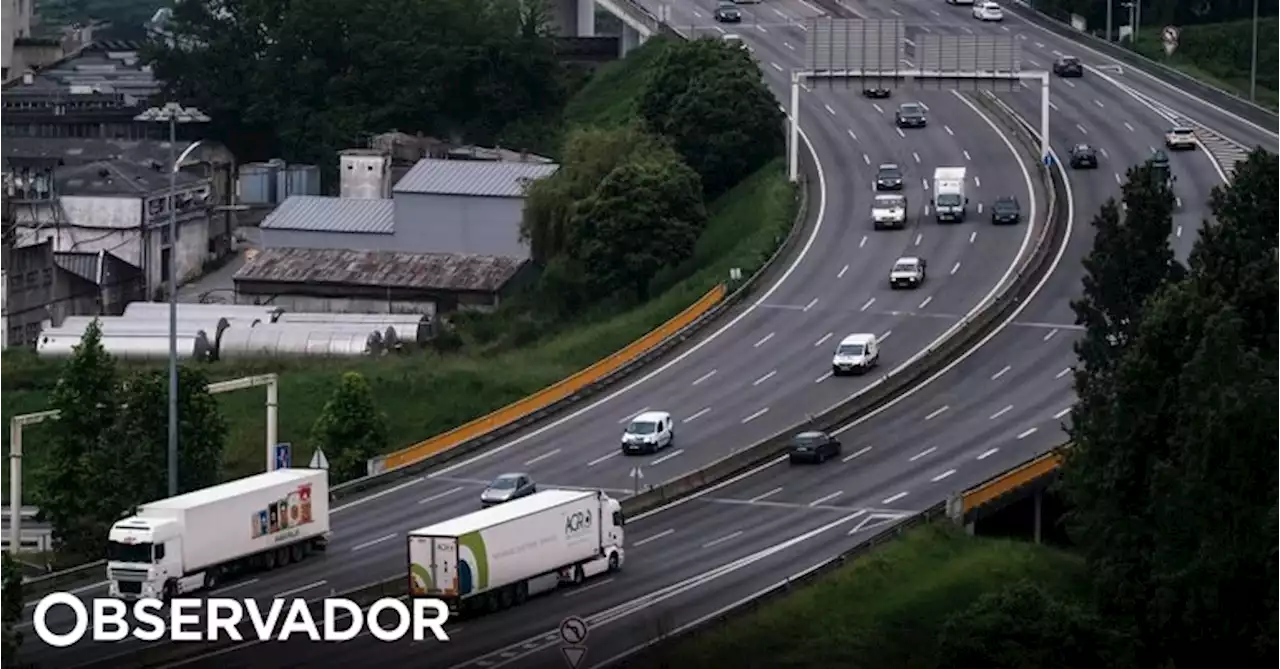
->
(1, 0), (33, 81)
(232, 247), (532, 314)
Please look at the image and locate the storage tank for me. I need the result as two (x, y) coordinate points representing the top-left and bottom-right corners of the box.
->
(279, 163), (321, 198)
(217, 325), (381, 359)
(237, 161), (280, 205)
(274, 313), (432, 347)
(55, 315), (229, 339)
(123, 302), (283, 324)
(37, 332), (213, 361)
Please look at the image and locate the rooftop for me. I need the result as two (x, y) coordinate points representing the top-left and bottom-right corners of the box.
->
(56, 159), (202, 196)
(260, 195), (395, 234)
(234, 247), (527, 293)
(394, 158), (559, 198)
(2, 41), (160, 103)
(2, 138), (217, 169)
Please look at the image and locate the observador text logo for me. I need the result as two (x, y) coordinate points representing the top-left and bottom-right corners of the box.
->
(33, 592), (451, 647)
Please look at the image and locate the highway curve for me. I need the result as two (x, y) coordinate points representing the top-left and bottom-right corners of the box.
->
(24, 1), (1052, 666)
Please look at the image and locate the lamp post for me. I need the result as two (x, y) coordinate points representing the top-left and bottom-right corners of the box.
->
(133, 101), (210, 497)
(1249, 0), (1259, 101)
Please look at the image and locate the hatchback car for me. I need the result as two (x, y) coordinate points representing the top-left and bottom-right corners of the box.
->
(788, 430), (842, 464)
(714, 1), (742, 22)
(875, 163), (904, 191)
(972, 1), (1003, 20)
(480, 472), (537, 506)
(1053, 55), (1084, 77)
(991, 195), (1022, 225)
(1165, 126), (1196, 151)
(895, 102), (928, 128)
(1069, 143), (1098, 169)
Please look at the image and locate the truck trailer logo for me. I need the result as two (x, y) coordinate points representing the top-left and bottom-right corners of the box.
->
(250, 483), (314, 539)
(565, 510), (592, 535)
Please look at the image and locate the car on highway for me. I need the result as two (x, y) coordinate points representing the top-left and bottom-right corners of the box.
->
(721, 34), (747, 49)
(787, 430), (842, 464)
(895, 102), (928, 128)
(480, 472), (537, 506)
(1052, 55), (1084, 77)
(1165, 126), (1197, 151)
(863, 86), (891, 99)
(889, 256), (927, 289)
(875, 163), (904, 190)
(872, 193), (908, 230)
(621, 410), (675, 455)
(714, 1), (742, 23)
(831, 333), (880, 376)
(1069, 143), (1098, 169)
(972, 1), (1003, 20)
(990, 195), (1022, 225)
(734, 0), (761, 4)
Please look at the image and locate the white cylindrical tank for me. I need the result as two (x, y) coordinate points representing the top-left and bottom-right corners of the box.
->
(274, 313), (432, 346)
(123, 301), (283, 324)
(53, 315), (230, 342)
(36, 332), (213, 361)
(217, 325), (380, 359)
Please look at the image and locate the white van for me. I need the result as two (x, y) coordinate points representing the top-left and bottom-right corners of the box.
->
(831, 333), (880, 376)
(621, 410), (674, 455)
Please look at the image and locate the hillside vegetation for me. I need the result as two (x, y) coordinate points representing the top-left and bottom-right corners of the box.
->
(1131, 18), (1278, 110)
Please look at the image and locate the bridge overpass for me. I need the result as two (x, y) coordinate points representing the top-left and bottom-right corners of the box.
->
(549, 0), (662, 56)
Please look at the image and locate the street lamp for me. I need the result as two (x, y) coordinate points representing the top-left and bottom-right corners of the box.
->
(1249, 0), (1259, 101)
(133, 101), (211, 497)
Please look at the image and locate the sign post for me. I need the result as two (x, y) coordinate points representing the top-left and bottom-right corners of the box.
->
(558, 616), (589, 669)
(629, 467), (644, 495)
(273, 442), (291, 471)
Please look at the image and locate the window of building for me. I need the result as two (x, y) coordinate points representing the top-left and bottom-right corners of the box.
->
(25, 271), (37, 288)
(42, 268), (53, 286)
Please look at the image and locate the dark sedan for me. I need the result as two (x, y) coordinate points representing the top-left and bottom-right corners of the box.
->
(1069, 143), (1098, 169)
(1053, 55), (1084, 77)
(991, 195), (1022, 225)
(714, 1), (742, 22)
(894, 102), (928, 128)
(875, 163), (904, 191)
(788, 430), (842, 464)
(863, 87), (891, 99)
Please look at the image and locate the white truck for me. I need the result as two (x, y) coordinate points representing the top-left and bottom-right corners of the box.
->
(871, 193), (908, 230)
(107, 469), (330, 600)
(407, 489), (625, 615)
(932, 167), (968, 223)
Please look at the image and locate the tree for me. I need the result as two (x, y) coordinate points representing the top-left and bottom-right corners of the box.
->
(2, 552), (22, 659)
(309, 372), (389, 483)
(936, 580), (1127, 669)
(32, 319), (118, 560)
(570, 151), (707, 300)
(638, 37), (785, 198)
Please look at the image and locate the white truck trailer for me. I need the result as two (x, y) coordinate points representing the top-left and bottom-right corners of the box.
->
(107, 468), (330, 600)
(407, 489), (625, 615)
(933, 166), (968, 223)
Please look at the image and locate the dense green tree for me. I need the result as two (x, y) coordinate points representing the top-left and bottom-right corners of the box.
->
(310, 372), (389, 483)
(936, 580), (1126, 669)
(145, 0), (564, 176)
(570, 151), (707, 300)
(31, 319), (118, 560)
(2, 552), (22, 659)
(637, 37), (784, 198)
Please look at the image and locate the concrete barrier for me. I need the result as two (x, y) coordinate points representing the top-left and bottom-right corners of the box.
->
(21, 560), (105, 600)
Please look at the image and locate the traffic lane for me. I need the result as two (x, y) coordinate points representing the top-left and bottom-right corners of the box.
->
(159, 504), (872, 669)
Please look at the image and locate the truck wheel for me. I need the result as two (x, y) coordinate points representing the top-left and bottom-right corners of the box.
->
(264, 550), (277, 570)
(499, 586), (514, 609)
(276, 546), (291, 567)
(514, 582), (528, 605)
(163, 581), (177, 602)
(204, 569), (219, 590)
(290, 543), (305, 563)
(573, 566), (586, 584)
(608, 553), (620, 573)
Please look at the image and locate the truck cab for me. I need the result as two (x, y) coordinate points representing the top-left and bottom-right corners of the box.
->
(932, 167), (968, 223)
(107, 516), (184, 600)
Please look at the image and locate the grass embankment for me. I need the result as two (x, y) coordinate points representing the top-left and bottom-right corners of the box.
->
(657, 524), (1086, 668)
(1129, 18), (1278, 111)
(0, 36), (798, 491)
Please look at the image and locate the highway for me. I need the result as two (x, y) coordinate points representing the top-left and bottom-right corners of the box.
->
(23, 0), (1276, 667)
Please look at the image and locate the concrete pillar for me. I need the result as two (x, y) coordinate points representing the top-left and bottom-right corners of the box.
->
(577, 0), (596, 37)
(1033, 489), (1043, 545)
(619, 24), (640, 56)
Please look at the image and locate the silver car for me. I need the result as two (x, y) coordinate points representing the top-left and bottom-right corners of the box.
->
(480, 472), (536, 507)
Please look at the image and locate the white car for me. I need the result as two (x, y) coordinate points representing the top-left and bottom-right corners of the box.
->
(621, 410), (674, 455)
(889, 256), (927, 289)
(721, 34), (748, 49)
(871, 193), (907, 230)
(832, 333), (880, 376)
(973, 2), (1003, 20)
(1164, 126), (1197, 151)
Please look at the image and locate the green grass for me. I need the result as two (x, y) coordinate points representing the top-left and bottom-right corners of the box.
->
(563, 36), (673, 128)
(1129, 19), (1278, 112)
(655, 524), (1087, 668)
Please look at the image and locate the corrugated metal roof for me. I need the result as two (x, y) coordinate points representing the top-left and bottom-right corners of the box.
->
(260, 195), (395, 234)
(233, 247), (525, 293)
(393, 159), (559, 198)
(54, 252), (100, 283)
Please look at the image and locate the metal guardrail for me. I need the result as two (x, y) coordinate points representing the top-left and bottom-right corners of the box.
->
(22, 560), (106, 599)
(955, 445), (1066, 522)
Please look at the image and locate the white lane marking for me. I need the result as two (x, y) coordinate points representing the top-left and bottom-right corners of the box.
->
(990, 365), (1011, 380)
(848, 129), (858, 141)
(702, 531), (745, 549)
(914, 232), (923, 246)
(969, 231), (977, 243)
(950, 261), (961, 275)
(784, 41), (794, 50)
(561, 578), (615, 598)
(882, 492), (909, 505)
(333, 476), (425, 513)
(275, 580), (327, 598)
(860, 297), (876, 311)
(1063, 79), (1076, 88)
(814, 332), (833, 347)
(1124, 121), (1135, 132)
(913, 151), (921, 163)
(418, 486), (464, 505)
(918, 296), (933, 309)
(930, 469), (956, 483)
(804, 297), (819, 311)
(843, 445), (872, 462)
(633, 529), (674, 547)
(978, 448), (999, 460)
(1076, 123), (1088, 134)
(859, 235), (868, 248)
(754, 332), (775, 347)
(1053, 407), (1072, 420)
(753, 370), (777, 386)
(863, 153), (871, 165)
(619, 407), (651, 424)
(808, 491), (844, 507)
(211, 578), (259, 595)
(587, 451), (621, 467)
(1048, 100), (1060, 112)
(824, 103), (836, 115)
(908, 446), (937, 462)
(814, 371), (833, 383)
(1056, 367), (1071, 379)
(351, 533), (397, 552)
(1016, 427), (1039, 439)
(963, 149), (972, 161)
(1114, 172), (1123, 184)
(944, 125), (954, 136)
(756, 24), (767, 33)
(872, 103), (884, 114)
(924, 405), (949, 420)
(1042, 328), (1059, 341)
(838, 264), (849, 278)
(879, 329), (892, 341)
(974, 175), (981, 188)
(741, 407), (769, 423)
(1100, 147), (1110, 158)
(748, 487), (783, 502)
(650, 449), (684, 466)
(1094, 99), (1105, 108)
(922, 178), (930, 190)
(692, 369), (717, 386)
(770, 62), (783, 72)
(1175, 224), (1183, 237)
(524, 448), (561, 466)
(896, 127), (906, 138)
(683, 408), (711, 423)
(989, 405), (1013, 420)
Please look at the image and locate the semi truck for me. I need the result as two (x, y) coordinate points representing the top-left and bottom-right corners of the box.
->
(107, 468), (330, 600)
(407, 489), (625, 615)
(932, 167), (968, 222)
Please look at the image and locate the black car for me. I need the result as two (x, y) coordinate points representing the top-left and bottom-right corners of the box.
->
(1052, 55), (1084, 77)
(1069, 143), (1098, 169)
(991, 195), (1022, 225)
(894, 102), (927, 128)
(788, 430), (842, 464)
(714, 1), (741, 22)
(863, 87), (891, 99)
(875, 163), (904, 191)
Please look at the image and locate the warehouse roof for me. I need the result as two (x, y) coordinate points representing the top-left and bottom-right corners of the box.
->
(393, 159), (559, 198)
(234, 247), (526, 293)
(260, 195), (395, 234)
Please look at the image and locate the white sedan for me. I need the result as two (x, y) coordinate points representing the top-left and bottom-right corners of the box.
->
(973, 2), (1004, 20)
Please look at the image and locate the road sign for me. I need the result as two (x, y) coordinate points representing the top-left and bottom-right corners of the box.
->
(273, 442), (291, 470)
(629, 467), (645, 495)
(1161, 26), (1179, 55)
(559, 616), (589, 668)
(308, 447), (329, 470)
(561, 646), (587, 669)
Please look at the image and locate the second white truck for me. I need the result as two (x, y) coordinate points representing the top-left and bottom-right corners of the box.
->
(408, 489), (625, 615)
(933, 166), (968, 223)
(107, 468), (331, 600)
